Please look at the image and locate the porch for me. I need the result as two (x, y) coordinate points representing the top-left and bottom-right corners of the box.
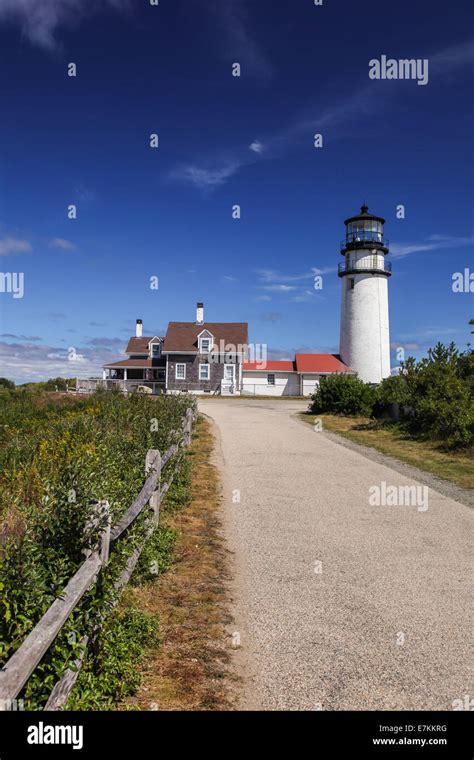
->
(76, 378), (165, 395)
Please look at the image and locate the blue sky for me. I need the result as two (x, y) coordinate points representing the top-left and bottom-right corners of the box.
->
(0, 0), (472, 383)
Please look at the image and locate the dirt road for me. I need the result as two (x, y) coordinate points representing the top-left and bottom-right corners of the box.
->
(199, 399), (472, 711)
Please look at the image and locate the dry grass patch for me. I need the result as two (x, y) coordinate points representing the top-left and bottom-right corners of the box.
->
(301, 413), (473, 490)
(121, 416), (235, 711)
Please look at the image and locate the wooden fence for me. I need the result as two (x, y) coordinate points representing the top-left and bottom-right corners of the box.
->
(0, 406), (195, 711)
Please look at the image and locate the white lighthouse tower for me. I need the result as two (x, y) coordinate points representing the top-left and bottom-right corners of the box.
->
(338, 205), (391, 384)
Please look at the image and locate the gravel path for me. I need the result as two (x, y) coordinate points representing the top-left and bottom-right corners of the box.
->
(199, 399), (473, 711)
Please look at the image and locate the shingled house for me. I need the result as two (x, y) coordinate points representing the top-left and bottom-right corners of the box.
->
(102, 321), (166, 393)
(103, 304), (249, 395)
(102, 303), (354, 397)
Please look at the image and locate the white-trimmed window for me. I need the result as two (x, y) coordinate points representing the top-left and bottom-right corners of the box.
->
(175, 363), (186, 380)
(267, 374), (275, 386)
(199, 337), (212, 353)
(151, 343), (161, 357)
(199, 363), (210, 381)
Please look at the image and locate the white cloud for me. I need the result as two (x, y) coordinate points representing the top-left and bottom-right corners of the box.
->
(0, 339), (123, 384)
(391, 234), (474, 258)
(249, 140), (264, 154)
(257, 269), (312, 283)
(290, 289), (317, 303)
(261, 284), (297, 293)
(169, 162), (240, 190)
(49, 237), (77, 251)
(0, 0), (129, 50)
(0, 237), (32, 256)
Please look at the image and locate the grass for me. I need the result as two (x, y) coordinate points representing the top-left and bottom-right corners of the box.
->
(0, 389), (195, 709)
(300, 413), (474, 490)
(120, 415), (235, 711)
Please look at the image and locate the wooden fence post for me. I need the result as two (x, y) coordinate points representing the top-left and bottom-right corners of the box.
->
(145, 449), (161, 522)
(98, 501), (111, 564)
(184, 407), (193, 445)
(83, 500), (110, 561)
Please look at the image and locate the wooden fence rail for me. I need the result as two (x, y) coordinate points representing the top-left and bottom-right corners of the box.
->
(0, 406), (195, 711)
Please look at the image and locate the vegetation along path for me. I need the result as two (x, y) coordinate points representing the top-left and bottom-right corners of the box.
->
(200, 398), (472, 711)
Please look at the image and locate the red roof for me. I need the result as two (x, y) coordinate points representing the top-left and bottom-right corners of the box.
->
(243, 360), (296, 372)
(295, 353), (353, 373)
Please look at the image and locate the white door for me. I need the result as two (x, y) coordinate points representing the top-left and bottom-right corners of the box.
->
(222, 364), (235, 394)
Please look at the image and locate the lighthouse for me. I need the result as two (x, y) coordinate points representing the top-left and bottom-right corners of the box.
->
(338, 205), (391, 384)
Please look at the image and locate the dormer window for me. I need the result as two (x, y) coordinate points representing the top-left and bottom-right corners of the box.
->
(198, 331), (213, 354)
(151, 344), (161, 357)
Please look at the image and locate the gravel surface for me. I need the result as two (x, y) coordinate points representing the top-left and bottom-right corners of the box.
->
(200, 399), (473, 711)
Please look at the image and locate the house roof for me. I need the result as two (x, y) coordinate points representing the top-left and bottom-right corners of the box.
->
(295, 353), (354, 373)
(163, 322), (248, 353)
(243, 360), (297, 372)
(126, 337), (149, 354)
(125, 336), (163, 354)
(103, 358), (154, 369)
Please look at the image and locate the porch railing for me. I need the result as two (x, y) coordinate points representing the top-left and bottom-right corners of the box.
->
(76, 379), (165, 395)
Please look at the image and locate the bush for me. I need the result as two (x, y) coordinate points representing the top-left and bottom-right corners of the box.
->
(378, 343), (473, 448)
(0, 391), (195, 708)
(310, 374), (377, 416)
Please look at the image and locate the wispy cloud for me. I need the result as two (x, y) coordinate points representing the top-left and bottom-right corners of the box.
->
(49, 237), (77, 251)
(257, 267), (336, 283)
(256, 267), (332, 301)
(1, 333), (42, 341)
(0, 237), (32, 256)
(87, 337), (124, 348)
(0, 336), (126, 384)
(260, 284), (298, 293)
(249, 140), (264, 154)
(209, 0), (272, 80)
(0, 0), (130, 51)
(290, 289), (317, 303)
(390, 234), (474, 258)
(169, 161), (240, 191)
(170, 38), (474, 191)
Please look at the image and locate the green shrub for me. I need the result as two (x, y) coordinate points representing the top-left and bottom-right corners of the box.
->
(378, 343), (473, 448)
(310, 374), (377, 416)
(0, 391), (195, 708)
(65, 605), (159, 710)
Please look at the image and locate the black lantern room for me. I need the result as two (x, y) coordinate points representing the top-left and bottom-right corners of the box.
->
(341, 204), (389, 255)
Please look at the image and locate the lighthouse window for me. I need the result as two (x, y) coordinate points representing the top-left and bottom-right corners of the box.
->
(350, 278), (355, 290)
